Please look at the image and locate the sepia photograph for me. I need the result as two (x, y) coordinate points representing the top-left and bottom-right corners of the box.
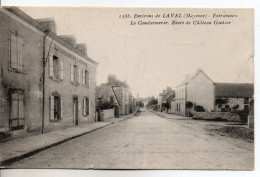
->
(0, 6), (254, 170)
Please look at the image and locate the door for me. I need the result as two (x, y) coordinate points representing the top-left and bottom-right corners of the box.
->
(114, 106), (120, 118)
(73, 98), (78, 125)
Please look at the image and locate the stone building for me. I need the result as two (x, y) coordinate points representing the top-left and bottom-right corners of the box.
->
(0, 7), (98, 135)
(113, 86), (132, 115)
(157, 87), (174, 112)
(173, 69), (254, 119)
(96, 84), (120, 119)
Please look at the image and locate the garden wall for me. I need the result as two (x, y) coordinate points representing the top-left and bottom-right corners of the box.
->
(102, 109), (115, 120)
(192, 111), (242, 122)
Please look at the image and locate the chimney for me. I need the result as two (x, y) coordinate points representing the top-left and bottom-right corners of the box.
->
(59, 35), (77, 48)
(36, 18), (57, 34)
(76, 43), (87, 56)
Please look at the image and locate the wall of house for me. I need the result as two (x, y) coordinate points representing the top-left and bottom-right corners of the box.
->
(122, 88), (131, 115)
(174, 85), (186, 116)
(0, 10), (43, 133)
(43, 39), (97, 132)
(170, 100), (175, 113)
(187, 72), (215, 112)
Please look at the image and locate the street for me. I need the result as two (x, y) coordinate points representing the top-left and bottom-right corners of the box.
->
(9, 110), (254, 169)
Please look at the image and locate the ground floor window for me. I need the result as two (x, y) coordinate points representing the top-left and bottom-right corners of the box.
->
(50, 95), (63, 121)
(83, 98), (89, 116)
(9, 89), (25, 131)
(83, 97), (89, 116)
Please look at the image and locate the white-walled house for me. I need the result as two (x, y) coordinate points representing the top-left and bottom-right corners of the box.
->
(186, 70), (215, 113)
(173, 69), (254, 118)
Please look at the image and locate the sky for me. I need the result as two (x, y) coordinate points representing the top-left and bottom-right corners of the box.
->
(20, 7), (254, 98)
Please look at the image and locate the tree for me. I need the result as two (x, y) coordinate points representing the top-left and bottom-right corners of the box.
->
(147, 97), (158, 107)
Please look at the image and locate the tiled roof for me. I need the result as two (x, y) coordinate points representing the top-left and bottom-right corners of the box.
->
(4, 7), (98, 65)
(215, 83), (254, 98)
(113, 87), (123, 106)
(96, 84), (120, 105)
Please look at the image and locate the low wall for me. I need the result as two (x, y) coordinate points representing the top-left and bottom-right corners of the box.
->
(102, 109), (115, 120)
(192, 111), (242, 122)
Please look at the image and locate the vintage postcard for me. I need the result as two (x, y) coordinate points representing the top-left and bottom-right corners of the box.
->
(0, 7), (254, 170)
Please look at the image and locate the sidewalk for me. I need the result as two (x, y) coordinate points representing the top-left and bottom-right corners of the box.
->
(0, 113), (134, 167)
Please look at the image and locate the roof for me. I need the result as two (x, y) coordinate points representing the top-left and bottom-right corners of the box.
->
(4, 7), (98, 65)
(161, 90), (175, 102)
(176, 69), (214, 88)
(96, 84), (119, 105)
(165, 93), (175, 102)
(214, 83), (254, 98)
(113, 87), (123, 106)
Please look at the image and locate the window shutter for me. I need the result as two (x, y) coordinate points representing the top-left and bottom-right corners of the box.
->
(78, 67), (81, 84)
(70, 64), (74, 83)
(82, 69), (85, 85)
(60, 96), (63, 119)
(50, 96), (55, 121)
(87, 72), (90, 87)
(60, 61), (63, 80)
(17, 37), (24, 71)
(10, 34), (18, 69)
(49, 55), (54, 77)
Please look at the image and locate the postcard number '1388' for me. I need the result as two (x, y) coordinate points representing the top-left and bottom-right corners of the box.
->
(119, 14), (131, 19)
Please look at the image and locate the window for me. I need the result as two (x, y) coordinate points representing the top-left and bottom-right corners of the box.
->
(82, 69), (90, 87)
(9, 33), (25, 72)
(83, 97), (90, 116)
(9, 89), (25, 130)
(70, 64), (81, 85)
(50, 95), (63, 121)
(49, 55), (63, 80)
(73, 65), (78, 84)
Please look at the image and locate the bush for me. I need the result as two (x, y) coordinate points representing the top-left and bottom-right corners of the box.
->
(195, 105), (205, 112)
(186, 101), (193, 108)
(100, 101), (114, 110)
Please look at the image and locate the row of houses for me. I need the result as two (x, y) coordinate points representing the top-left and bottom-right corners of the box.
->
(96, 75), (136, 120)
(0, 7), (97, 135)
(158, 69), (254, 122)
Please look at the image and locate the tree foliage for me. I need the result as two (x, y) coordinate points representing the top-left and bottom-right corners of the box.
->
(147, 97), (158, 107)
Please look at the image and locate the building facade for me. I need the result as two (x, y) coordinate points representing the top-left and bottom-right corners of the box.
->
(186, 70), (215, 113)
(0, 7), (98, 135)
(114, 86), (133, 115)
(173, 69), (254, 118)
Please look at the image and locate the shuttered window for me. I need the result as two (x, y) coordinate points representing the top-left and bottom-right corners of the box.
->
(50, 95), (63, 121)
(82, 69), (85, 85)
(73, 65), (78, 84)
(82, 69), (90, 87)
(82, 98), (89, 116)
(86, 71), (90, 87)
(9, 33), (25, 72)
(70, 63), (74, 83)
(49, 54), (54, 77)
(78, 67), (81, 85)
(60, 61), (63, 80)
(71, 64), (82, 85)
(9, 90), (25, 130)
(49, 55), (63, 81)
